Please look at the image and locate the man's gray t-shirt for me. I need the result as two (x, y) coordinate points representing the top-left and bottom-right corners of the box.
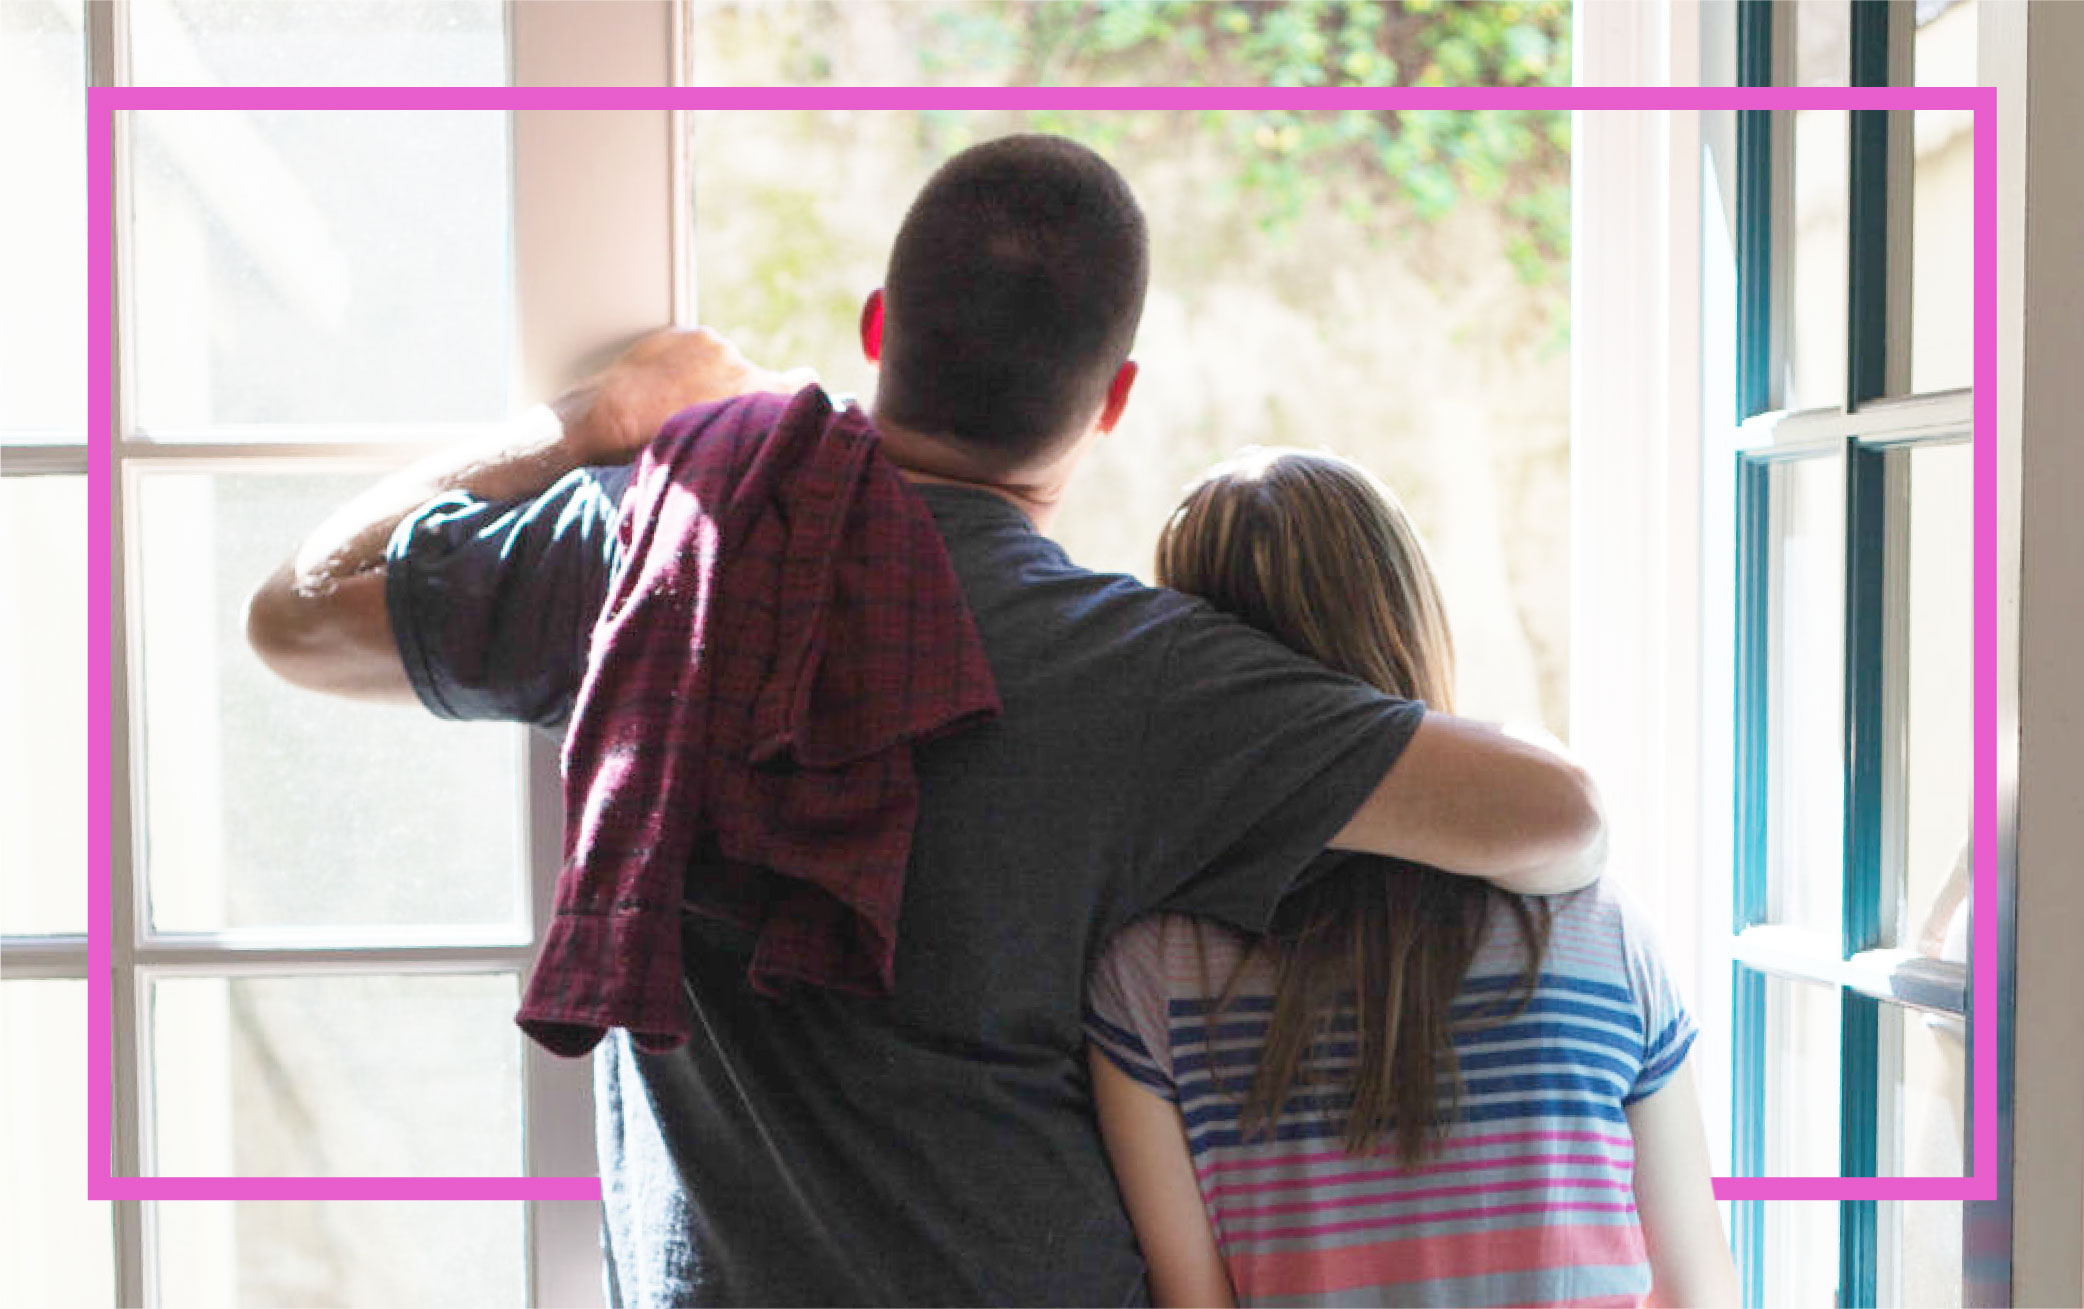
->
(388, 464), (1424, 1306)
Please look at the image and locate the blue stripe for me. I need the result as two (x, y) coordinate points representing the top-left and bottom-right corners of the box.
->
(1088, 1038), (1175, 1099)
(1081, 1006), (1152, 1062)
(1185, 1096), (1632, 1150)
(1163, 1035), (1641, 1090)
(1175, 1014), (1645, 1070)
(1166, 970), (1635, 1018)
(1178, 1072), (1628, 1132)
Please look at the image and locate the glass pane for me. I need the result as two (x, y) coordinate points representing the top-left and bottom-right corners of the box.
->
(1793, 0), (1851, 87)
(149, 972), (523, 1177)
(1786, 109), (1848, 412)
(126, 106), (512, 432)
(1766, 452), (1846, 943)
(1761, 976), (1842, 1177)
(686, 34), (1575, 729)
(1910, 0), (1976, 394)
(1, 477), (88, 936)
(1756, 1201), (1843, 1306)
(0, 0), (86, 438)
(1893, 1002), (1966, 1177)
(1885, 1198), (1964, 1307)
(1900, 442), (1972, 955)
(1, 982), (117, 1308)
(132, 472), (525, 934)
(1783, 1), (1850, 410)
(1881, 1003), (1966, 1305)
(127, 0), (506, 88)
(154, 1200), (524, 1308)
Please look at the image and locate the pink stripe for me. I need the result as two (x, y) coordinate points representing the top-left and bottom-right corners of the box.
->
(1198, 1129), (1634, 1178)
(1223, 1173), (1635, 1219)
(1248, 1200), (1637, 1243)
(1228, 1221), (1645, 1297)
(1207, 1152), (1628, 1199)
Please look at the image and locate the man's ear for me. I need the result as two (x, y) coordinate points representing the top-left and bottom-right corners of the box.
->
(860, 290), (885, 364)
(1096, 360), (1138, 435)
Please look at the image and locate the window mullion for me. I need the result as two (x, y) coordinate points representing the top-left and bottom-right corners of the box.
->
(507, 4), (678, 1304)
(85, 0), (151, 1302)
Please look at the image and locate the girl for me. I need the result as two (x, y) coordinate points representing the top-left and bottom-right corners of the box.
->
(1086, 449), (1736, 1307)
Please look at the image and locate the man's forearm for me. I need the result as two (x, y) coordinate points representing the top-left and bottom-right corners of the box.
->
(246, 405), (586, 702)
(1330, 714), (1606, 896)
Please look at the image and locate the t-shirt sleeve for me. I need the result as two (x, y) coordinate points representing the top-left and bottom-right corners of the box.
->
(1132, 603), (1427, 933)
(385, 464), (630, 733)
(1084, 918), (1179, 1101)
(1620, 895), (1700, 1104)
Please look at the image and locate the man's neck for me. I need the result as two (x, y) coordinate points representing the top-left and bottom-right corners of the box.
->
(869, 410), (1082, 534)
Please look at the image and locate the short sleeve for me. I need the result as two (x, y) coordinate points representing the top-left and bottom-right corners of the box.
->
(1084, 919), (1179, 1101)
(1620, 896), (1700, 1104)
(1133, 604), (1426, 933)
(386, 464), (630, 733)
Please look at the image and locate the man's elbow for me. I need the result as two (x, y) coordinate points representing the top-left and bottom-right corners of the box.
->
(244, 566), (412, 703)
(247, 565), (316, 683)
(1499, 762), (1606, 896)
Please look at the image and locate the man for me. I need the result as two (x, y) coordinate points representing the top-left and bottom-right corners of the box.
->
(249, 135), (1601, 1305)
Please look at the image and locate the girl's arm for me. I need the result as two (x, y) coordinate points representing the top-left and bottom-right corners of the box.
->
(1625, 1059), (1740, 1308)
(1088, 1048), (1238, 1309)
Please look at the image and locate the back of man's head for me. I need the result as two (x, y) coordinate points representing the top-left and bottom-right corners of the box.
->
(878, 134), (1149, 467)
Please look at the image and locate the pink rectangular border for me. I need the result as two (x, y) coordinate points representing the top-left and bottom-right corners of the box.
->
(87, 84), (1999, 1206)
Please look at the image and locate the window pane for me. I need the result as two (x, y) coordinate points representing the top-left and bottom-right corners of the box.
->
(149, 972), (523, 1177)
(1892, 1002), (1966, 1177)
(1782, 1), (1850, 410)
(1766, 452), (1846, 943)
(1756, 1200), (1843, 1306)
(126, 106), (512, 432)
(1, 477), (88, 937)
(1, 981), (117, 1308)
(1793, 0), (1851, 88)
(127, 0), (506, 88)
(0, 0), (86, 438)
(1884, 1198), (1964, 1308)
(1761, 976), (1842, 1177)
(1880, 1004), (1965, 1304)
(1900, 442), (1971, 955)
(1786, 109), (1848, 411)
(154, 1200), (524, 1308)
(132, 472), (525, 934)
(686, 85), (1574, 729)
(1910, 1), (1976, 394)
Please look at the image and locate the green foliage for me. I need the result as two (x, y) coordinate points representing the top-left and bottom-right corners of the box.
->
(927, 0), (1573, 287)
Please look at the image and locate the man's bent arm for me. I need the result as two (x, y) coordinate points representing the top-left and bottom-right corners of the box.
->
(247, 328), (810, 701)
(1329, 714), (1606, 896)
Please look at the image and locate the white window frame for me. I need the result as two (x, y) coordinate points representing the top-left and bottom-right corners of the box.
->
(1578, 2), (2084, 1305)
(0, 2), (686, 1303)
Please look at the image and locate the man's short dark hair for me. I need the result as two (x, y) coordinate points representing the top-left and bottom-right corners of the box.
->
(879, 134), (1149, 465)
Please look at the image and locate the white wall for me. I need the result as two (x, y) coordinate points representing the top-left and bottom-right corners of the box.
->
(1986, 2), (2084, 1304)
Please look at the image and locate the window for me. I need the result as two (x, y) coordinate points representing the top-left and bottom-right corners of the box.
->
(1722, 2), (1976, 1304)
(0, 3), (656, 1303)
(682, 0), (1577, 730)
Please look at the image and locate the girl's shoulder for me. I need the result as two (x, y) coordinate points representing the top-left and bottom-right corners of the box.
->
(1093, 912), (1261, 1001)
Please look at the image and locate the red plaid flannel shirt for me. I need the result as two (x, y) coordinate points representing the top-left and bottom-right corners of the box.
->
(517, 386), (1002, 1056)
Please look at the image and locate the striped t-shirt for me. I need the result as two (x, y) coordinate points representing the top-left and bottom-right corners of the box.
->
(1084, 881), (1696, 1308)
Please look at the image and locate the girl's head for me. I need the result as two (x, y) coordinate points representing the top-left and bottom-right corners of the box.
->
(1155, 448), (1455, 711)
(1155, 447), (1547, 1164)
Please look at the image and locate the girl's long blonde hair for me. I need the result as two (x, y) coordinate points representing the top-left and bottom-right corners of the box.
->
(1156, 448), (1551, 1164)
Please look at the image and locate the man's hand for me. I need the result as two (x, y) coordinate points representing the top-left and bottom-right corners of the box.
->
(551, 327), (818, 466)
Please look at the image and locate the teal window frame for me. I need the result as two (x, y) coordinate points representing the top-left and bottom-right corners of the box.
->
(1729, 1), (1976, 1304)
